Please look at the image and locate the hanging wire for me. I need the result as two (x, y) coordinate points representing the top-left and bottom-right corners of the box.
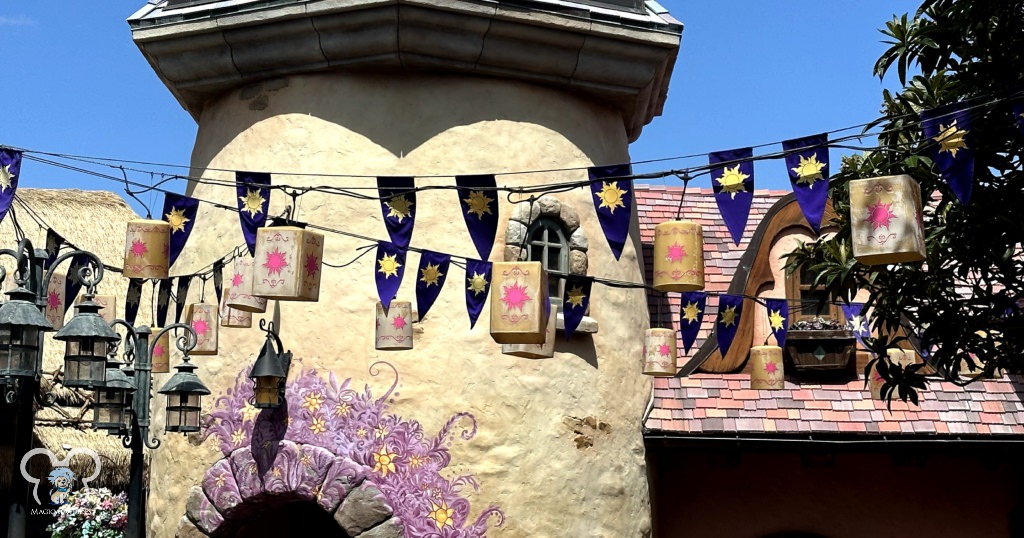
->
(120, 165), (153, 219)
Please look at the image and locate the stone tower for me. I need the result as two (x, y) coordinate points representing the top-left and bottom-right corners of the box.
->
(129, 1), (680, 536)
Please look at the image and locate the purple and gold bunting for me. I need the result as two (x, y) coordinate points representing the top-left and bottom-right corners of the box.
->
(716, 294), (744, 357)
(44, 229), (63, 270)
(174, 276), (193, 323)
(783, 134), (830, 233)
(63, 253), (93, 310)
(374, 242), (406, 308)
(562, 276), (592, 339)
(710, 148), (754, 245)
(678, 291), (706, 354)
(415, 250), (449, 320)
(1013, 102), (1024, 136)
(464, 259), (491, 329)
(841, 302), (870, 346)
(765, 298), (789, 347)
(156, 278), (173, 327)
(125, 278), (144, 325)
(163, 193), (200, 266)
(921, 103), (975, 203)
(236, 172), (271, 256)
(378, 177), (416, 250)
(456, 175), (499, 260)
(589, 164), (633, 260)
(213, 259), (225, 304)
(0, 149), (22, 225)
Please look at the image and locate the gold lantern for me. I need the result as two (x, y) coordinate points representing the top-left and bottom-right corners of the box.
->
(219, 292), (252, 328)
(44, 273), (67, 330)
(749, 345), (784, 390)
(79, 295), (117, 325)
(122, 219), (171, 279)
(652, 220), (705, 292)
(502, 299), (557, 359)
(252, 227), (324, 301)
(850, 174), (927, 265)
(226, 256), (268, 313)
(643, 328), (677, 376)
(150, 327), (171, 374)
(187, 303), (218, 356)
(489, 261), (549, 345)
(374, 301), (413, 350)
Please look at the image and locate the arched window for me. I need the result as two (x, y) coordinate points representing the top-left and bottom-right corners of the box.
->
(526, 217), (568, 300)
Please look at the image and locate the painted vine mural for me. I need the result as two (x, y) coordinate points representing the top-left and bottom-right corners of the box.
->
(204, 361), (504, 537)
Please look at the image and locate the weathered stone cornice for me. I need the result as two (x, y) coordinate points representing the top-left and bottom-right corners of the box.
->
(129, 0), (681, 140)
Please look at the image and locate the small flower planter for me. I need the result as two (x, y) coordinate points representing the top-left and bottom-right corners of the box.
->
(784, 318), (856, 372)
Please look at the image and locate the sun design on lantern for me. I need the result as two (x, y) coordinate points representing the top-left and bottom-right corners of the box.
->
(462, 190), (494, 219)
(385, 195), (414, 223)
(420, 263), (444, 287)
(0, 161), (17, 191)
(129, 239), (148, 258)
(467, 272), (488, 296)
(47, 291), (61, 312)
(934, 120), (968, 157)
(719, 305), (738, 328)
(791, 153), (826, 187)
(392, 315), (407, 330)
(865, 201), (897, 230)
(768, 309), (786, 332)
(681, 301), (701, 324)
(192, 318), (210, 337)
(304, 253), (319, 277)
(665, 242), (686, 263)
(239, 189), (266, 217)
(595, 181), (627, 214)
(716, 165), (749, 199)
(657, 344), (671, 357)
(231, 272), (244, 288)
(372, 445), (399, 478)
(500, 281), (531, 312)
(764, 361), (778, 375)
(152, 343), (166, 360)
(165, 207), (191, 233)
(264, 248), (289, 276)
(427, 501), (455, 530)
(566, 286), (587, 309)
(378, 253), (402, 279)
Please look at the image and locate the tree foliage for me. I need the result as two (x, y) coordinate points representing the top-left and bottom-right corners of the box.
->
(785, 0), (1024, 401)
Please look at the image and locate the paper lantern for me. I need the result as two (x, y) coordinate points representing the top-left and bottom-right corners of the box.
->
(850, 174), (926, 265)
(887, 348), (918, 368)
(226, 256), (268, 313)
(219, 292), (252, 328)
(652, 220), (705, 292)
(502, 299), (557, 359)
(642, 328), (677, 376)
(150, 327), (171, 374)
(489, 261), (549, 345)
(749, 345), (784, 390)
(252, 227), (324, 301)
(44, 272), (67, 330)
(78, 295), (116, 326)
(375, 301), (413, 350)
(122, 219), (170, 280)
(868, 362), (886, 401)
(187, 303), (218, 355)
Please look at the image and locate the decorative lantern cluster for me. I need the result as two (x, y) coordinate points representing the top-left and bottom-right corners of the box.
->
(652, 220), (705, 292)
(489, 261), (549, 345)
(375, 301), (414, 350)
(749, 345), (784, 390)
(248, 320), (292, 409)
(122, 219), (171, 280)
(850, 174), (927, 265)
(252, 226), (324, 301)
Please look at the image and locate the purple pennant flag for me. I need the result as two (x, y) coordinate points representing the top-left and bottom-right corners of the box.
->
(125, 278), (144, 325)
(589, 164), (633, 260)
(562, 276), (592, 339)
(163, 193), (200, 266)
(0, 148), (22, 225)
(44, 229), (63, 270)
(765, 298), (789, 347)
(415, 250), (450, 320)
(213, 259), (224, 305)
(921, 103), (975, 203)
(678, 291), (707, 354)
(374, 242), (406, 308)
(782, 134), (830, 233)
(156, 278), (173, 327)
(716, 294), (744, 357)
(236, 172), (271, 256)
(456, 175), (499, 260)
(841, 302), (870, 346)
(1013, 102), (1024, 136)
(64, 253), (94, 312)
(464, 259), (492, 329)
(378, 177), (416, 250)
(710, 148), (755, 245)
(174, 275), (192, 323)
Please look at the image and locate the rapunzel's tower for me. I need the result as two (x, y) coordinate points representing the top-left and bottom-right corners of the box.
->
(130, 1), (680, 536)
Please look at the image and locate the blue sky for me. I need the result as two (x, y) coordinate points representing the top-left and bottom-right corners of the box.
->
(0, 1), (920, 213)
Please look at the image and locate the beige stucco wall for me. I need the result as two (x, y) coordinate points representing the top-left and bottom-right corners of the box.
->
(148, 72), (653, 537)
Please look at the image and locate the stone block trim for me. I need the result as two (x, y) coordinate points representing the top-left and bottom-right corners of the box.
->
(335, 483), (395, 535)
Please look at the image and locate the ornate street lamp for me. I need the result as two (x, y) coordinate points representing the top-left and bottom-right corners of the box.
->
(158, 329), (210, 433)
(0, 285), (53, 381)
(248, 319), (291, 409)
(55, 294), (121, 389)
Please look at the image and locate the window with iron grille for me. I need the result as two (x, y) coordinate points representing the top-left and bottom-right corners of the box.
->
(525, 217), (568, 303)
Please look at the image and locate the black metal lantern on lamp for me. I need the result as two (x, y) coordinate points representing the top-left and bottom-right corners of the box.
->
(249, 319), (292, 409)
(158, 358), (210, 433)
(93, 357), (136, 434)
(55, 294), (121, 389)
(0, 286), (53, 380)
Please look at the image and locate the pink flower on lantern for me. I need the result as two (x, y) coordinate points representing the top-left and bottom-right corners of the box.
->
(47, 291), (61, 311)
(304, 253), (320, 277)
(657, 344), (671, 357)
(129, 239), (148, 258)
(153, 343), (165, 358)
(500, 281), (531, 312)
(231, 272), (244, 288)
(192, 318), (210, 337)
(392, 315), (407, 330)
(866, 201), (897, 230)
(764, 361), (778, 374)
(665, 242), (686, 263)
(264, 248), (289, 276)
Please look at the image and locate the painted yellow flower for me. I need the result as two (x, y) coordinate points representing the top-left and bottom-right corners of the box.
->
(372, 445), (399, 478)
(791, 154), (826, 187)
(408, 455), (425, 469)
(334, 402), (351, 417)
(420, 263), (444, 287)
(231, 429), (245, 446)
(716, 165), (749, 199)
(303, 391), (325, 413)
(378, 253), (402, 279)
(241, 402), (260, 423)
(357, 427), (368, 438)
(934, 119), (968, 156)
(214, 474), (226, 487)
(300, 454), (312, 467)
(427, 501), (455, 530)
(272, 467), (282, 478)
(374, 424), (389, 439)
(309, 416), (327, 435)
(165, 206), (191, 233)
(462, 190), (494, 219)
(595, 181), (627, 214)
(385, 195), (414, 223)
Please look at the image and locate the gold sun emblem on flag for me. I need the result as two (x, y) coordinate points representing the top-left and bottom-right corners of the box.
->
(566, 285), (587, 308)
(166, 206), (191, 233)
(716, 165), (749, 199)
(462, 190), (494, 219)
(595, 181), (627, 214)
(239, 189), (265, 217)
(768, 309), (786, 331)
(385, 195), (414, 223)
(934, 120), (968, 157)
(681, 301), (701, 324)
(467, 272), (488, 295)
(378, 253), (402, 278)
(791, 154), (826, 187)
(0, 162), (16, 192)
(420, 263), (444, 287)
(719, 305), (738, 328)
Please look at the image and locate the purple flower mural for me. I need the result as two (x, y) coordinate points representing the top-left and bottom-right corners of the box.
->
(202, 362), (504, 537)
